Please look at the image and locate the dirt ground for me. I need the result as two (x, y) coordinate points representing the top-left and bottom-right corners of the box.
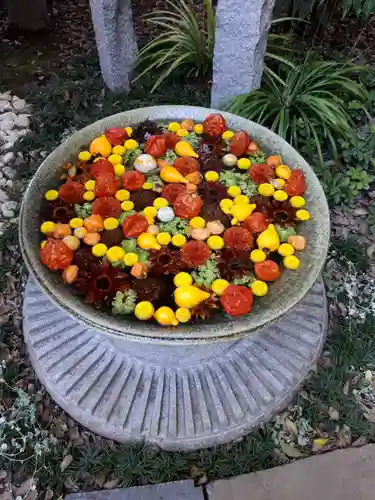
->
(0, 0), (374, 99)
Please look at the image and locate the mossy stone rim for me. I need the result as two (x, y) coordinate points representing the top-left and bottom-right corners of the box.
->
(19, 105), (330, 344)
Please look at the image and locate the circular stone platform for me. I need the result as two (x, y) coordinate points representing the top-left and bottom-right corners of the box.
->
(23, 277), (327, 451)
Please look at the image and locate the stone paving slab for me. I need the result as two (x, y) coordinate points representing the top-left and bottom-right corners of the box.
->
(65, 480), (204, 500)
(207, 445), (375, 500)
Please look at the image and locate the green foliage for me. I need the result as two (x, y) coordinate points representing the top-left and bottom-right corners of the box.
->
(147, 174), (165, 191)
(112, 290), (138, 315)
(134, 0), (215, 92)
(341, 0), (375, 18)
(339, 123), (375, 171)
(191, 256), (220, 287)
(159, 217), (189, 235)
(315, 162), (374, 205)
(330, 236), (369, 271)
(232, 272), (256, 286)
(219, 170), (258, 196)
(121, 239), (149, 263)
(124, 148), (142, 168)
(368, 204), (375, 234)
(275, 225), (296, 242)
(227, 59), (368, 161)
(74, 202), (92, 218)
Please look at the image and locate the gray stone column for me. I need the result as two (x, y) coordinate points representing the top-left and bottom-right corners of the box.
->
(211, 0), (276, 109)
(89, 0), (138, 93)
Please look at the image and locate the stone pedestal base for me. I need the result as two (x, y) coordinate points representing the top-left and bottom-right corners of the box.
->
(23, 278), (327, 451)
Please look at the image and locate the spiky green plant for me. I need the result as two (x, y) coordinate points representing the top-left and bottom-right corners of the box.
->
(133, 0), (215, 92)
(227, 60), (368, 159)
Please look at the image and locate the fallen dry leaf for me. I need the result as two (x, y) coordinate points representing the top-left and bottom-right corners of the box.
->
(284, 418), (298, 437)
(44, 489), (54, 500)
(279, 440), (305, 458)
(352, 436), (368, 447)
(103, 479), (120, 489)
(60, 454), (73, 472)
(343, 379), (350, 396)
(196, 474), (208, 486)
(15, 478), (34, 497)
(328, 406), (339, 421)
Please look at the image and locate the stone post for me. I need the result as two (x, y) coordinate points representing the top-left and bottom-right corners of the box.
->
(211, 0), (276, 109)
(89, 0), (138, 93)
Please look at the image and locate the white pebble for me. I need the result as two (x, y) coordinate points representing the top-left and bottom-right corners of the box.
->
(157, 206), (175, 222)
(15, 114), (29, 129)
(134, 153), (157, 173)
(0, 119), (15, 132)
(2, 167), (16, 179)
(222, 153), (238, 167)
(0, 189), (9, 202)
(12, 99), (26, 111)
(0, 111), (17, 122)
(0, 179), (6, 187)
(2, 152), (14, 165)
(0, 92), (11, 101)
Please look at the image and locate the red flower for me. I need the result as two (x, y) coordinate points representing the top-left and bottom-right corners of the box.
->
(122, 171), (145, 191)
(105, 127), (128, 146)
(40, 239), (73, 270)
(180, 241), (210, 268)
(92, 196), (122, 219)
(249, 164), (275, 184)
(230, 130), (250, 156)
(145, 135), (167, 158)
(91, 159), (114, 178)
(122, 213), (148, 238)
(203, 114), (227, 139)
(223, 227), (253, 252)
(220, 285), (253, 316)
(59, 179), (85, 204)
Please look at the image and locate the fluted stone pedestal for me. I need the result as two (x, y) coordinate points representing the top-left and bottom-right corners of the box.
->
(23, 277), (327, 451)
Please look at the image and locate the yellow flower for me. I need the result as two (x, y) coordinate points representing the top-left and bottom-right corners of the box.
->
(237, 158), (251, 170)
(78, 151), (92, 162)
(121, 200), (135, 211)
(275, 165), (291, 180)
(175, 307), (192, 323)
(143, 182), (153, 190)
(220, 198), (234, 214)
(207, 235), (224, 250)
(250, 249), (267, 262)
(189, 217), (206, 229)
(40, 221), (56, 234)
(89, 135), (112, 158)
(153, 197), (169, 209)
(83, 191), (95, 201)
(171, 234), (187, 247)
(296, 209), (310, 221)
(114, 164), (125, 176)
(106, 246), (125, 263)
(273, 190), (288, 202)
(211, 279), (230, 295)
(144, 206), (158, 218)
(193, 124), (203, 134)
(134, 301), (155, 320)
(123, 252), (139, 266)
(205, 171), (219, 182)
(157, 232), (172, 246)
(92, 243), (108, 257)
(69, 218), (84, 229)
(108, 154), (123, 165)
(222, 130), (234, 140)
(40, 240), (47, 249)
(124, 139), (139, 150)
(258, 183), (275, 197)
(177, 129), (189, 137)
(104, 218), (119, 230)
(116, 189), (130, 201)
(125, 126), (133, 136)
(112, 145), (125, 155)
(284, 255), (300, 270)
(85, 180), (96, 191)
(227, 186), (241, 197)
(251, 280), (268, 297)
(168, 122), (181, 133)
(290, 196), (306, 208)
(278, 243), (295, 257)
(174, 272), (193, 287)
(44, 190), (59, 201)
